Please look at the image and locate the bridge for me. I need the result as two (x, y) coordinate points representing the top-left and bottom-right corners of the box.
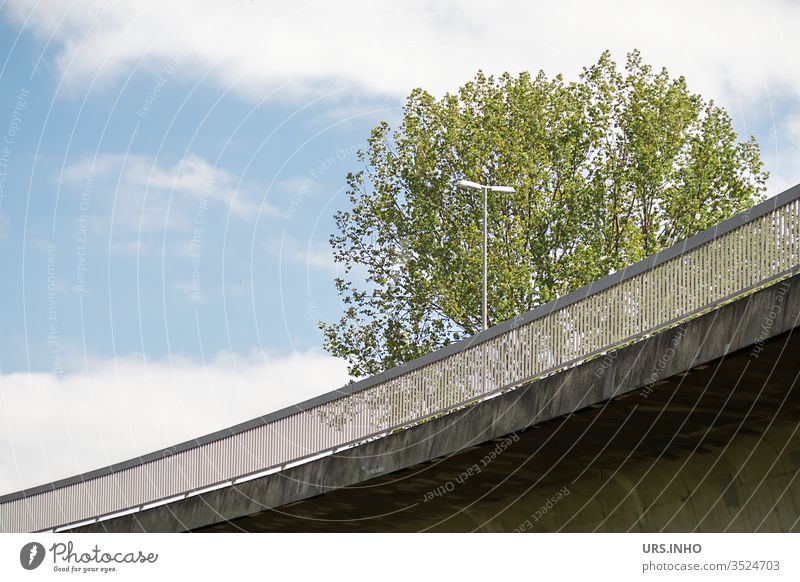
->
(3, 184), (800, 532)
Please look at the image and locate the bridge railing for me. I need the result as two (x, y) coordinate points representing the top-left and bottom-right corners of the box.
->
(3, 184), (800, 532)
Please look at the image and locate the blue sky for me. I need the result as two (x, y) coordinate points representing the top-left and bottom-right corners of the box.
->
(1, 0), (800, 494)
(0, 31), (398, 372)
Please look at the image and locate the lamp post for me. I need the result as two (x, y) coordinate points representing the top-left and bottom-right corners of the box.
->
(456, 179), (516, 331)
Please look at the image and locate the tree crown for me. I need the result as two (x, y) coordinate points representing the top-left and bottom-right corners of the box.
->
(322, 50), (768, 378)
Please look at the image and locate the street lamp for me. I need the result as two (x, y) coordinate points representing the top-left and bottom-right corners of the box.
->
(456, 179), (516, 332)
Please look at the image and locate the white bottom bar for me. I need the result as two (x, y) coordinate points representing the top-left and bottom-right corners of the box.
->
(1, 533), (797, 581)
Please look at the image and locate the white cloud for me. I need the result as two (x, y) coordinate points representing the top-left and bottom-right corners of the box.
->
(265, 235), (339, 273)
(4, 0), (799, 106)
(0, 350), (350, 495)
(770, 110), (800, 193)
(63, 152), (277, 240)
(8, 1), (800, 194)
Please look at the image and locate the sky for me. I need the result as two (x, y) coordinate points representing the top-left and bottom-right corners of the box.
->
(1, 0), (800, 496)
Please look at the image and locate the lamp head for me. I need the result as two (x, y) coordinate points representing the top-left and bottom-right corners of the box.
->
(456, 179), (483, 190)
(456, 180), (515, 193)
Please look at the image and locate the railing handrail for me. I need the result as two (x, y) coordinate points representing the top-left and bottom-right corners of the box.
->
(1, 181), (798, 510)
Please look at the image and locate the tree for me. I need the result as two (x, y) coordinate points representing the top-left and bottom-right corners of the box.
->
(321, 50), (768, 378)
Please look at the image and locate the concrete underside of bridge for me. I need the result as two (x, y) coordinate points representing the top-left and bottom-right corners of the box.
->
(74, 275), (800, 533)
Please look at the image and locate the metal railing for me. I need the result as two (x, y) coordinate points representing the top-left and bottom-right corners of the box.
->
(2, 184), (800, 533)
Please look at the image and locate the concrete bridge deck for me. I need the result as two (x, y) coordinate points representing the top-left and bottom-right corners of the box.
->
(72, 274), (800, 532)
